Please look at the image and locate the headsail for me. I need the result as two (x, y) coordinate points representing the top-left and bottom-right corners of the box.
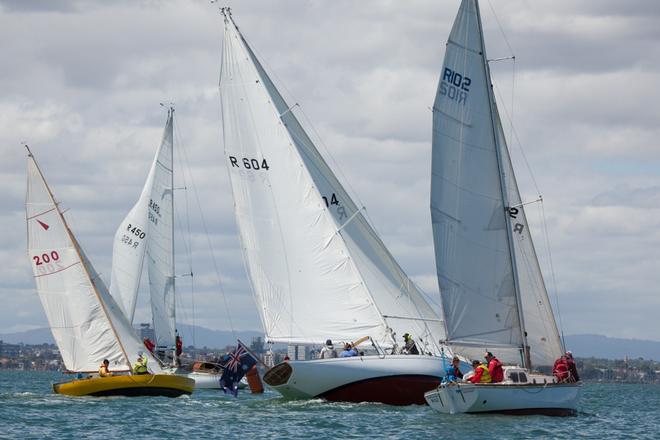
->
(26, 150), (163, 373)
(220, 12), (446, 353)
(109, 111), (176, 349)
(431, 0), (562, 366)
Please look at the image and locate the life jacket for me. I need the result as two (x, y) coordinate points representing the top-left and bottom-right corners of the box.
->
(475, 364), (491, 383)
(133, 358), (148, 375)
(489, 357), (504, 382)
(553, 357), (570, 381)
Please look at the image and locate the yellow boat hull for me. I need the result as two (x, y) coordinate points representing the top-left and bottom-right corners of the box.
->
(53, 374), (195, 397)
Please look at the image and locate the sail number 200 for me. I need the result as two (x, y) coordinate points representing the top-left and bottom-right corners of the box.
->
(229, 156), (270, 171)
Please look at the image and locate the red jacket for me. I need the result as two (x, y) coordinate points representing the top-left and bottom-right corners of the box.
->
(553, 356), (570, 382)
(488, 357), (504, 383)
(143, 338), (155, 353)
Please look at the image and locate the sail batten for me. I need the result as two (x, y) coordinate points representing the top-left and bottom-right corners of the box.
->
(431, 0), (562, 366)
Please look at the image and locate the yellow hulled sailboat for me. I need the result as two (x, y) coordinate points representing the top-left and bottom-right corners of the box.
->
(25, 147), (194, 397)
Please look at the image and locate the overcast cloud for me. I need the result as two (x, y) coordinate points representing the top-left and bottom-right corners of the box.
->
(0, 0), (658, 342)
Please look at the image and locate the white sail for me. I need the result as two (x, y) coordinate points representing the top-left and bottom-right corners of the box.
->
(109, 112), (176, 349)
(496, 114), (563, 366)
(146, 113), (176, 349)
(431, 0), (562, 366)
(220, 13), (446, 352)
(26, 151), (163, 373)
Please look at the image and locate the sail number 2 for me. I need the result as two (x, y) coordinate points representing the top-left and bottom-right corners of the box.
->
(33, 251), (60, 266)
(229, 156), (270, 171)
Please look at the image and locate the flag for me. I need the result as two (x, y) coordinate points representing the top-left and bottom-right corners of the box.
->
(219, 341), (258, 396)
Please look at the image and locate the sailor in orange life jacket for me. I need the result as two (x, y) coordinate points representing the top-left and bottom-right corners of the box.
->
(485, 351), (504, 383)
(468, 360), (492, 383)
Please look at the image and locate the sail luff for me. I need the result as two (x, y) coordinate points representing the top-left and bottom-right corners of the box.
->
(473, 0), (529, 366)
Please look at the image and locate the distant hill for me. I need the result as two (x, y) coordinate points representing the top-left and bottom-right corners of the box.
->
(564, 334), (660, 361)
(0, 324), (262, 350)
(4, 329), (660, 360)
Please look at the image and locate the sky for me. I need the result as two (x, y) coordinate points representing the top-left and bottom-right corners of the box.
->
(0, 0), (658, 341)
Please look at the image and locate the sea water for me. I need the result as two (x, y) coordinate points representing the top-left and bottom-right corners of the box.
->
(1, 371), (658, 439)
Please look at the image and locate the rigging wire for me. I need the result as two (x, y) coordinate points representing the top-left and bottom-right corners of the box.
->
(485, 1), (567, 351)
(172, 113), (236, 339)
(493, 68), (566, 349)
(171, 117), (196, 347)
(240, 34), (446, 353)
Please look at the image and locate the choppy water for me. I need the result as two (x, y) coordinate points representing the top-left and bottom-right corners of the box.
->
(1, 371), (658, 439)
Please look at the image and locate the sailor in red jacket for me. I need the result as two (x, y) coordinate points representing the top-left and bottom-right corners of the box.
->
(485, 352), (504, 383)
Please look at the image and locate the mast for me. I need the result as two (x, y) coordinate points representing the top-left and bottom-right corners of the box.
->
(169, 107), (176, 362)
(474, 0), (530, 368)
(26, 146), (133, 372)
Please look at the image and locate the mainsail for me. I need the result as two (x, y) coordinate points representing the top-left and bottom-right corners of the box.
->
(26, 149), (163, 373)
(109, 111), (176, 349)
(220, 11), (446, 353)
(431, 0), (562, 366)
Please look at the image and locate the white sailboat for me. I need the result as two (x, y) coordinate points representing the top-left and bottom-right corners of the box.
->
(423, 0), (580, 415)
(109, 109), (223, 389)
(219, 8), (452, 405)
(25, 146), (194, 397)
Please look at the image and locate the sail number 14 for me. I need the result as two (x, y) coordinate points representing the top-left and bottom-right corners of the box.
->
(229, 156), (270, 171)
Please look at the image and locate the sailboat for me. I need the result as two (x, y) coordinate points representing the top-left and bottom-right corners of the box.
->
(25, 146), (194, 397)
(423, 0), (581, 414)
(219, 8), (452, 405)
(109, 108), (223, 389)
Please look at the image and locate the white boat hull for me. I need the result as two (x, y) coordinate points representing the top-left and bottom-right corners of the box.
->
(185, 371), (223, 389)
(263, 355), (444, 405)
(424, 382), (581, 415)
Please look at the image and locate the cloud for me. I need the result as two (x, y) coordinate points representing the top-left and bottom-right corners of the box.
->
(0, 0), (658, 343)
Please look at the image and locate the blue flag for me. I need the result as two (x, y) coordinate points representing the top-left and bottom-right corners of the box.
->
(219, 341), (257, 396)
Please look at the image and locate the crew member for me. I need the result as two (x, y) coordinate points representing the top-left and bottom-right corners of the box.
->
(401, 333), (420, 355)
(444, 356), (463, 382)
(553, 355), (570, 382)
(143, 337), (155, 353)
(565, 351), (580, 382)
(320, 339), (338, 359)
(99, 359), (113, 377)
(485, 352), (504, 383)
(468, 360), (492, 383)
(340, 343), (358, 357)
(175, 333), (183, 357)
(133, 353), (149, 375)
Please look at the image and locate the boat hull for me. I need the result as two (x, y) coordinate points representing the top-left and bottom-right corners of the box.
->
(424, 382), (581, 415)
(185, 371), (223, 389)
(53, 374), (195, 397)
(263, 355), (443, 405)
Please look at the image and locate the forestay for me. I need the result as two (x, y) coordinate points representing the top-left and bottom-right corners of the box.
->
(431, 0), (561, 366)
(26, 152), (163, 373)
(109, 112), (176, 349)
(220, 13), (446, 353)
